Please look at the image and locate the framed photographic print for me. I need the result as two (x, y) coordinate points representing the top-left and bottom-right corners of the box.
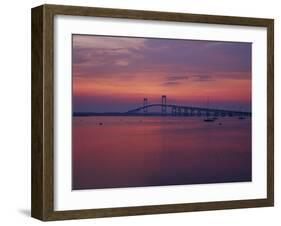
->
(31, 4), (274, 221)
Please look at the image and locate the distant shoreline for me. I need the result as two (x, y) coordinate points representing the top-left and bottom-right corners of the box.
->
(73, 112), (181, 117)
(73, 112), (252, 117)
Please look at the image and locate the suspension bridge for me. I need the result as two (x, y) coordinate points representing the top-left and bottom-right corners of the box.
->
(74, 95), (252, 117)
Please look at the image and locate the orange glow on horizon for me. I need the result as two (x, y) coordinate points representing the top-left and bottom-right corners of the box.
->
(73, 72), (251, 103)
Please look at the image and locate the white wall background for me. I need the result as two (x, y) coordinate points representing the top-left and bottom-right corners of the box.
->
(0, 0), (279, 225)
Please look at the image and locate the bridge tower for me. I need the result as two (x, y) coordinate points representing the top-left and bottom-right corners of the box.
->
(161, 95), (167, 115)
(143, 98), (148, 113)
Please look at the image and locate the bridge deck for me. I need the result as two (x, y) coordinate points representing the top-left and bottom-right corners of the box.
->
(126, 104), (251, 115)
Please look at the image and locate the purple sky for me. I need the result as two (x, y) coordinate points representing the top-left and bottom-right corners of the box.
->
(73, 35), (252, 112)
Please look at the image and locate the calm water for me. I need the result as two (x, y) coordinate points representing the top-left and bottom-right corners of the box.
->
(72, 116), (251, 190)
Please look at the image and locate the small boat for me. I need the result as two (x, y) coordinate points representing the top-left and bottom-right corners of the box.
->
(203, 97), (215, 122)
(204, 118), (215, 122)
(238, 107), (245, 120)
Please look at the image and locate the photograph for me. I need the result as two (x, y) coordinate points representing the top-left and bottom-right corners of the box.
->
(31, 4), (274, 221)
(72, 34), (252, 190)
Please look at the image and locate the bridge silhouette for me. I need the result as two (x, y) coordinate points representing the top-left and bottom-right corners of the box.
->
(74, 95), (251, 117)
(126, 95), (251, 117)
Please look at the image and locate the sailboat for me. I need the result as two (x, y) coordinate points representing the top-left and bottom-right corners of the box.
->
(238, 107), (245, 120)
(204, 97), (215, 122)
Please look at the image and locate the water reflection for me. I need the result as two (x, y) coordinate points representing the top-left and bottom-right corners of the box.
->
(72, 116), (251, 190)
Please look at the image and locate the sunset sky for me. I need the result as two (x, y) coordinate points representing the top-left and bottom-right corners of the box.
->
(72, 35), (252, 113)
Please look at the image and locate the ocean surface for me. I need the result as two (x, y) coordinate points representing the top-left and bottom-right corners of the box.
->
(72, 116), (252, 190)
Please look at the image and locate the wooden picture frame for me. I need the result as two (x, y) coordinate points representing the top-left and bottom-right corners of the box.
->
(31, 4), (274, 221)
